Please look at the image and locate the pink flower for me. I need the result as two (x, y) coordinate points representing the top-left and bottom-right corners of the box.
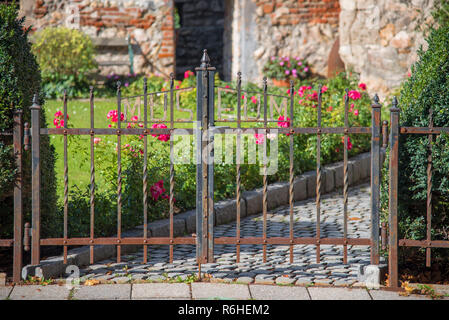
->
(285, 70), (290, 75)
(327, 106), (333, 112)
(279, 61), (284, 66)
(94, 138), (101, 144)
(54, 110), (63, 118)
(184, 70), (191, 79)
(350, 103), (354, 112)
(358, 83), (367, 90)
(175, 85), (180, 89)
(254, 133), (264, 145)
(347, 90), (361, 100)
(250, 96), (257, 104)
(107, 110), (125, 123)
(321, 86), (328, 93)
(354, 109), (359, 116)
(150, 180), (167, 201)
(292, 69), (297, 74)
(53, 118), (60, 126)
(151, 123), (170, 142)
(277, 115), (290, 128)
(131, 116), (139, 122)
(304, 67), (309, 72)
(225, 85), (230, 89)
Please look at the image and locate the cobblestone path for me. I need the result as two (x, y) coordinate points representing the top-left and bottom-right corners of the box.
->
(78, 183), (379, 286)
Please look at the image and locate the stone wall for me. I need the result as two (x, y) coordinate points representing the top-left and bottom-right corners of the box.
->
(21, 0), (175, 77)
(230, 0), (341, 83)
(339, 0), (435, 98)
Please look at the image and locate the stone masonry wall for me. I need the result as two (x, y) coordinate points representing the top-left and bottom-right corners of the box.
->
(339, 0), (435, 98)
(234, 0), (341, 83)
(22, 0), (175, 77)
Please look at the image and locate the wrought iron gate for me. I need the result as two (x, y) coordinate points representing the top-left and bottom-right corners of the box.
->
(4, 50), (389, 284)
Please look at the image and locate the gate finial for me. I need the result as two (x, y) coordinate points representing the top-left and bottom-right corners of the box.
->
(200, 49), (211, 68)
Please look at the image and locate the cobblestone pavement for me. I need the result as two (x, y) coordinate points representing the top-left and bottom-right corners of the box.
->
(76, 183), (380, 286)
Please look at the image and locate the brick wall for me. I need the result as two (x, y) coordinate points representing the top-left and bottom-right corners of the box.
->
(255, 0), (340, 26)
(25, 0), (175, 77)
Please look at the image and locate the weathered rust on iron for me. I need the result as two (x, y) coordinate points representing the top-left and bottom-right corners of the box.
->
(343, 88), (349, 264)
(236, 71), (242, 263)
(426, 108), (433, 268)
(13, 109), (23, 283)
(117, 81), (122, 263)
(370, 94), (381, 265)
(388, 96), (400, 288)
(316, 84), (323, 264)
(89, 86), (95, 264)
(289, 80), (295, 263)
(63, 90), (69, 264)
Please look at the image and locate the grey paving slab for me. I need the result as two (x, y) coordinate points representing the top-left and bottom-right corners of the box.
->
(9, 285), (71, 300)
(191, 283), (251, 300)
(0, 287), (13, 300)
(308, 287), (371, 300)
(72, 284), (131, 300)
(132, 283), (191, 299)
(369, 290), (432, 300)
(249, 284), (310, 300)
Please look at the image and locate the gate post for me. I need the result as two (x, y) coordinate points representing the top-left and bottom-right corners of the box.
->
(30, 95), (41, 265)
(388, 97), (400, 288)
(13, 109), (23, 283)
(195, 50), (216, 263)
(370, 94), (381, 265)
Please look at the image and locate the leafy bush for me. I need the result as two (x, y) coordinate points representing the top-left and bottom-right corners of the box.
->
(381, 24), (449, 260)
(0, 3), (57, 238)
(263, 56), (311, 81)
(32, 27), (97, 98)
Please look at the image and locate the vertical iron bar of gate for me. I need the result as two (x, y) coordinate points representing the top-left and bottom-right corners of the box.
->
(117, 82), (122, 263)
(288, 81), (295, 263)
(63, 90), (68, 264)
(207, 63), (215, 263)
(236, 72), (242, 263)
(370, 94), (381, 265)
(169, 74), (175, 263)
(89, 87), (95, 264)
(343, 89), (349, 264)
(143, 78), (148, 263)
(262, 77), (268, 263)
(388, 97), (400, 288)
(30, 94), (41, 265)
(316, 85), (322, 264)
(13, 109), (23, 283)
(196, 50), (215, 263)
(426, 108), (433, 268)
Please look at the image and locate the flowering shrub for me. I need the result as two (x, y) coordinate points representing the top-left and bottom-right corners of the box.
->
(263, 56), (311, 81)
(50, 70), (374, 237)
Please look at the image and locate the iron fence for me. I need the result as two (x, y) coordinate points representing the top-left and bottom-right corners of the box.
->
(1, 50), (395, 286)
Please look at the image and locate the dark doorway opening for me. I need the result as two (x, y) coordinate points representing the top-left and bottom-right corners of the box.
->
(174, 0), (225, 80)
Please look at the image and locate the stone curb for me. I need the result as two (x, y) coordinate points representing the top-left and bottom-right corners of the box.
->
(22, 151), (383, 280)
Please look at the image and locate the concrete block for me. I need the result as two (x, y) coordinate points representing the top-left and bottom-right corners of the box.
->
(358, 264), (387, 289)
(191, 283), (251, 299)
(249, 284), (310, 300)
(308, 287), (371, 300)
(175, 210), (196, 234)
(214, 199), (246, 226)
(323, 167), (335, 194)
(301, 171), (316, 198)
(0, 273), (6, 286)
(293, 177), (307, 201)
(267, 182), (289, 210)
(327, 162), (344, 188)
(0, 287), (12, 300)
(243, 189), (263, 216)
(9, 285), (71, 300)
(349, 159), (361, 185)
(148, 218), (186, 237)
(132, 283), (191, 299)
(72, 284), (131, 300)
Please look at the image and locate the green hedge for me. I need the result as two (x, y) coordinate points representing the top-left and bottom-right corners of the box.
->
(381, 24), (449, 259)
(0, 3), (58, 238)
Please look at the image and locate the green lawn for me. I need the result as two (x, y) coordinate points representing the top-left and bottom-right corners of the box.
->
(44, 97), (197, 199)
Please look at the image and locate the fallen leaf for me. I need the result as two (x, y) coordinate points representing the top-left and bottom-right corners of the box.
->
(349, 217), (361, 221)
(84, 279), (100, 286)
